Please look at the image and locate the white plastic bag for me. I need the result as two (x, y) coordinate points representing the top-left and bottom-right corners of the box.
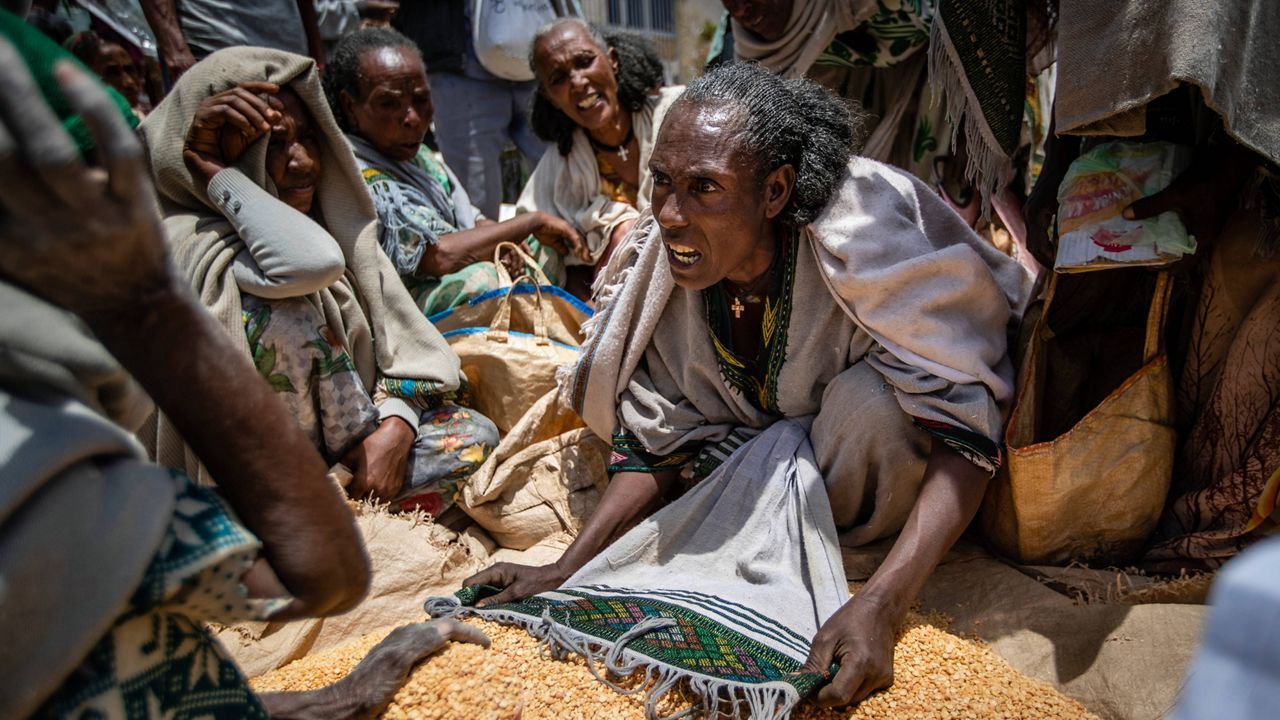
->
(1055, 141), (1195, 272)
(472, 0), (560, 82)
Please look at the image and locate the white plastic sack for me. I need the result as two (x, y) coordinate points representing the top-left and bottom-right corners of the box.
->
(472, 0), (559, 82)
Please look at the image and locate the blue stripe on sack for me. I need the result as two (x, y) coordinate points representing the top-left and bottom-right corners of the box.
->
(427, 283), (593, 324)
(572, 584), (811, 655)
(439, 327), (582, 353)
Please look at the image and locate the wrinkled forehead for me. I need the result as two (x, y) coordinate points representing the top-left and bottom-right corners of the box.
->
(356, 45), (425, 90)
(652, 99), (752, 174)
(272, 86), (314, 133)
(533, 23), (604, 66)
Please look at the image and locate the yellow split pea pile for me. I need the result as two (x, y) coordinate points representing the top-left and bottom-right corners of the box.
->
(252, 614), (1098, 719)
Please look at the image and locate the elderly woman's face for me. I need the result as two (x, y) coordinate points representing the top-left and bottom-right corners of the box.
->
(341, 46), (432, 163)
(532, 23), (621, 133)
(266, 88), (322, 214)
(648, 102), (793, 290)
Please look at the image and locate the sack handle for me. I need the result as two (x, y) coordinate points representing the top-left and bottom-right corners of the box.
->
(1143, 271), (1172, 363)
(1040, 270), (1171, 363)
(486, 270), (553, 347)
(492, 240), (552, 288)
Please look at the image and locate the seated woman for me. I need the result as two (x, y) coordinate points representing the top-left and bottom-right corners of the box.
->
(139, 46), (498, 511)
(518, 18), (682, 285)
(0, 30), (482, 718)
(470, 63), (1031, 705)
(323, 28), (590, 316)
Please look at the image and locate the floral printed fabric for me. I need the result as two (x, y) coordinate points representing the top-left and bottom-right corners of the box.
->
(243, 294), (380, 462)
(243, 293), (498, 512)
(34, 473), (279, 719)
(361, 145), (561, 317)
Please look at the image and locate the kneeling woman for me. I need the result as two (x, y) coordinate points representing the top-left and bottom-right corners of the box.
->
(324, 29), (590, 316)
(470, 63), (1030, 704)
(141, 47), (498, 510)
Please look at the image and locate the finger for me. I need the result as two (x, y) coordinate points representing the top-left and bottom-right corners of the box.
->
(1123, 190), (1177, 221)
(815, 663), (864, 708)
(236, 80), (281, 96)
(850, 667), (892, 704)
(54, 62), (143, 201)
(463, 564), (510, 590)
(213, 105), (259, 137)
(0, 41), (87, 207)
(800, 633), (835, 674)
(437, 620), (491, 649)
(222, 93), (273, 132)
(475, 586), (522, 608)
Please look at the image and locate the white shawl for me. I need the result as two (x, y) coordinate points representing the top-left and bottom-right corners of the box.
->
(516, 86), (683, 264)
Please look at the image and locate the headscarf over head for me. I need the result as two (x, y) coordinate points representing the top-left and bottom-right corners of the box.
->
(138, 46), (461, 480)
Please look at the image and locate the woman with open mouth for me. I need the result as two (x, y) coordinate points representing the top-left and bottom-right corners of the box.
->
(466, 62), (1032, 709)
(141, 46), (499, 512)
(518, 18), (683, 295)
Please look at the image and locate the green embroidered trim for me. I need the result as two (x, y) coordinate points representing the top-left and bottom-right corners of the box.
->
(609, 431), (698, 473)
(702, 227), (798, 415)
(458, 587), (836, 694)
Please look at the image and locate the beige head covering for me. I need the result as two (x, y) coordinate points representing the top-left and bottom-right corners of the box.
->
(138, 47), (461, 480)
(731, 0), (876, 78)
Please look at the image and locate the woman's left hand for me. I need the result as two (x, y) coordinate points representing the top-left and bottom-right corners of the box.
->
(343, 417), (415, 502)
(801, 596), (898, 707)
(182, 81), (281, 190)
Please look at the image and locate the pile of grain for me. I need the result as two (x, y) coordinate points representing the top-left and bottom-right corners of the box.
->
(252, 614), (1098, 719)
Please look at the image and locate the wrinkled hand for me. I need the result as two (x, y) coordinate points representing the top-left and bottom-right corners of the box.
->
(463, 561), (570, 608)
(260, 618), (489, 719)
(0, 44), (170, 321)
(531, 212), (591, 263)
(342, 417), (414, 502)
(339, 619), (488, 716)
(801, 597), (897, 708)
(182, 81), (281, 190)
(499, 241), (535, 280)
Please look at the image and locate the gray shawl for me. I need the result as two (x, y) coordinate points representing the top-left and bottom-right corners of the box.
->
(560, 157), (1031, 451)
(0, 282), (174, 718)
(1056, 0), (1280, 167)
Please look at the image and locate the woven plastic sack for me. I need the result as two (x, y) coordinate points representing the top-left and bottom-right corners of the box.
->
(981, 272), (1176, 565)
(428, 242), (591, 435)
(458, 389), (610, 550)
(472, 0), (559, 81)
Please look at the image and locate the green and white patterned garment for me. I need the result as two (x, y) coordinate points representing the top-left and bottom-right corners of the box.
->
(34, 473), (283, 719)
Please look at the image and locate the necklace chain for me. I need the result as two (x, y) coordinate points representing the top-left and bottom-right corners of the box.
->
(588, 123), (635, 160)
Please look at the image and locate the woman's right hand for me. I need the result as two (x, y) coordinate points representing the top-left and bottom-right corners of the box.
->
(183, 81), (281, 190)
(530, 212), (591, 263)
(463, 561), (571, 608)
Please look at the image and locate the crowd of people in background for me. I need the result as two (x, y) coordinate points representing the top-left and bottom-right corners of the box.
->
(1, 0), (1277, 718)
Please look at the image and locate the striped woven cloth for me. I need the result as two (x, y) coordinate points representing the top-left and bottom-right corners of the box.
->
(428, 419), (848, 719)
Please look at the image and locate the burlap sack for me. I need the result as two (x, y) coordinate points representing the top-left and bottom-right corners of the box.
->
(458, 389), (610, 550)
(982, 272), (1175, 565)
(429, 242), (591, 434)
